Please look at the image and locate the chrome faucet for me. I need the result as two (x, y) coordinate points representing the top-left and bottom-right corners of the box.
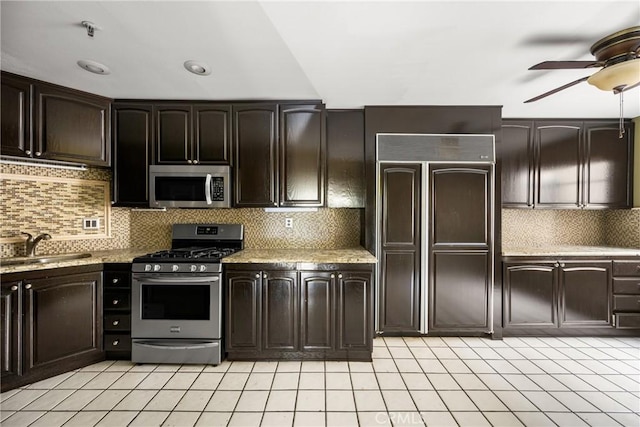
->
(21, 232), (52, 257)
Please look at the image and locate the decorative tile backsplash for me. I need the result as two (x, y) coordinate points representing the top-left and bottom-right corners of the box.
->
(129, 208), (361, 251)
(502, 208), (640, 249)
(0, 164), (362, 257)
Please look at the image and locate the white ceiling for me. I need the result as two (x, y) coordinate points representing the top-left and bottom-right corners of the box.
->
(1, 1), (639, 118)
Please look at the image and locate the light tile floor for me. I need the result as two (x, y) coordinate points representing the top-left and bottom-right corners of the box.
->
(1, 336), (639, 426)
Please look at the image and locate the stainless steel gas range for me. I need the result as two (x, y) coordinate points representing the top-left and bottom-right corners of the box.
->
(131, 223), (243, 365)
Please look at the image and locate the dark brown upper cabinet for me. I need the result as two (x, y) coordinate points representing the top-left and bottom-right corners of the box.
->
(233, 102), (326, 208)
(501, 119), (634, 209)
(1, 73), (32, 158)
(154, 103), (231, 165)
(34, 82), (111, 167)
(233, 103), (279, 207)
(326, 110), (365, 208)
(112, 103), (153, 207)
(1, 72), (111, 167)
(279, 104), (326, 207)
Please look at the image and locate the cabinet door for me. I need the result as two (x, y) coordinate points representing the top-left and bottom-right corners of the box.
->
(226, 271), (261, 352)
(1, 73), (32, 157)
(379, 164), (421, 333)
(559, 262), (612, 327)
(583, 121), (633, 208)
(155, 105), (191, 164)
(193, 104), (232, 165)
(300, 271), (333, 351)
(112, 104), (153, 206)
(501, 120), (534, 207)
(429, 165), (492, 332)
(503, 263), (557, 328)
(233, 104), (278, 207)
(535, 122), (582, 208)
(327, 110), (365, 208)
(34, 83), (111, 166)
(279, 104), (325, 206)
(1, 281), (22, 383)
(337, 271), (372, 351)
(23, 273), (102, 372)
(262, 271), (298, 351)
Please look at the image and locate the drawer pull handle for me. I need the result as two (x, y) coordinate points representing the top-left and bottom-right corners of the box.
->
(338, 273), (343, 279)
(255, 274), (260, 279)
(112, 340), (119, 346)
(112, 320), (120, 326)
(112, 278), (119, 284)
(112, 299), (119, 305)
(25, 284), (32, 289)
(331, 274), (335, 279)
(10, 285), (18, 291)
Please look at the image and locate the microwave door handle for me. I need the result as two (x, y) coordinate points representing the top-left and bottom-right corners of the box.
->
(205, 174), (213, 205)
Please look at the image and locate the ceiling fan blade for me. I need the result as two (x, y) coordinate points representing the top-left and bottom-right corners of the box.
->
(524, 76), (590, 103)
(529, 61), (601, 70)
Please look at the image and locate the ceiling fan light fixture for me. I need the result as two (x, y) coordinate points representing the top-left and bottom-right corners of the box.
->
(77, 59), (111, 75)
(587, 58), (640, 91)
(184, 60), (212, 76)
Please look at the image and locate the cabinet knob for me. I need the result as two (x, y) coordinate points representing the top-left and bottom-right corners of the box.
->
(35, 152), (41, 157)
(113, 299), (119, 305)
(263, 273), (268, 279)
(554, 263), (559, 267)
(112, 340), (120, 346)
(193, 159), (199, 164)
(187, 159), (193, 164)
(560, 263), (565, 267)
(636, 265), (640, 271)
(25, 150), (31, 155)
(338, 273), (343, 279)
(330, 274), (335, 279)
(25, 284), (32, 289)
(112, 320), (120, 326)
(112, 278), (119, 284)
(10, 285), (18, 291)
(255, 273), (260, 279)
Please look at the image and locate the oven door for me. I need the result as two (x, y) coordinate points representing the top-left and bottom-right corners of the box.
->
(132, 274), (221, 339)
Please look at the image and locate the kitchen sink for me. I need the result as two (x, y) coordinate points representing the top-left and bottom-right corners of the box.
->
(0, 253), (92, 266)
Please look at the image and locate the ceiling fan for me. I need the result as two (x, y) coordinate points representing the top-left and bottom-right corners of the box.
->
(524, 26), (640, 137)
(525, 26), (640, 102)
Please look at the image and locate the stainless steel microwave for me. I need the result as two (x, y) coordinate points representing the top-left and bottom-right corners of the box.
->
(149, 165), (231, 209)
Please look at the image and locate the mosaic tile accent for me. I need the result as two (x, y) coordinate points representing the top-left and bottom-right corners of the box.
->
(130, 208), (362, 251)
(604, 209), (640, 248)
(502, 209), (608, 248)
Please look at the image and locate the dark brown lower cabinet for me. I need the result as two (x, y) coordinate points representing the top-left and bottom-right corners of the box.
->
(1, 266), (104, 392)
(226, 264), (373, 360)
(503, 258), (613, 333)
(103, 264), (132, 359)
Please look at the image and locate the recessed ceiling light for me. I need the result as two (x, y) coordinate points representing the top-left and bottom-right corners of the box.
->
(77, 59), (111, 75)
(184, 60), (212, 76)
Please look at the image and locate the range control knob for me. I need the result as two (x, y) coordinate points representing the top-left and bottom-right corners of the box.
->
(190, 265), (197, 272)
(153, 264), (161, 271)
(144, 264), (152, 272)
(200, 265), (207, 272)
(172, 264), (179, 272)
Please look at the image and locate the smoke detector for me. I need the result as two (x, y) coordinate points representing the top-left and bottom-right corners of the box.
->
(184, 60), (212, 76)
(77, 59), (111, 75)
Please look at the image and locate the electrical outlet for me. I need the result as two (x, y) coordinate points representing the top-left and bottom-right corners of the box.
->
(83, 218), (100, 230)
(285, 218), (293, 229)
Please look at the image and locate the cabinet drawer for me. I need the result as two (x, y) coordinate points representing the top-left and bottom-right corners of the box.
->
(613, 278), (640, 295)
(613, 295), (640, 312)
(104, 314), (131, 332)
(614, 313), (640, 329)
(612, 261), (640, 277)
(104, 290), (131, 310)
(104, 271), (131, 288)
(104, 334), (132, 351)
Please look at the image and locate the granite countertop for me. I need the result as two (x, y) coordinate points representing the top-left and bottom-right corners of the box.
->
(0, 249), (153, 275)
(502, 245), (640, 257)
(223, 248), (377, 264)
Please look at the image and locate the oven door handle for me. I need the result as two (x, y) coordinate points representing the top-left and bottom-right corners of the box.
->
(136, 341), (219, 350)
(205, 174), (213, 205)
(136, 276), (219, 284)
